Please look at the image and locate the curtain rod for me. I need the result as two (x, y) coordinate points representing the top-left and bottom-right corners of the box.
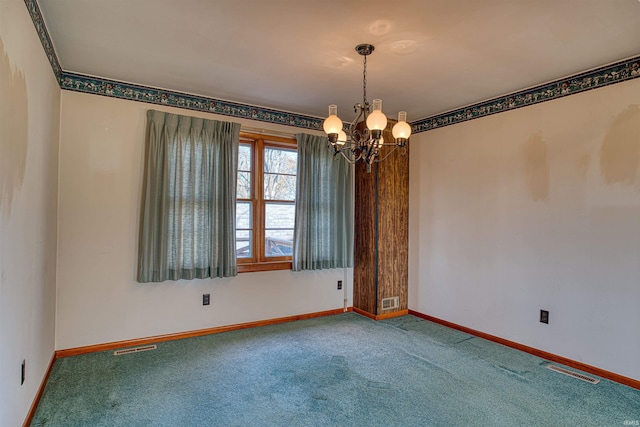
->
(240, 126), (296, 139)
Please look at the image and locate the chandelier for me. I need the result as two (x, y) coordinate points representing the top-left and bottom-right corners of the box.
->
(323, 44), (412, 172)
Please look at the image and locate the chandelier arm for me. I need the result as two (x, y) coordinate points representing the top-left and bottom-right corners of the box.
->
(362, 143), (375, 161)
(332, 145), (357, 164)
(373, 145), (401, 163)
(347, 142), (364, 163)
(348, 107), (361, 139)
(336, 138), (390, 164)
(349, 104), (369, 144)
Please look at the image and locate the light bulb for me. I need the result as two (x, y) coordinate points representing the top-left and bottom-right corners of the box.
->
(337, 130), (347, 146)
(392, 111), (412, 140)
(366, 99), (387, 131)
(323, 105), (343, 135)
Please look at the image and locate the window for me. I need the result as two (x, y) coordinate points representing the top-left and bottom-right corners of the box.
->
(236, 133), (297, 272)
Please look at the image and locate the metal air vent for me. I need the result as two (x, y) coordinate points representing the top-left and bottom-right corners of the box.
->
(114, 345), (157, 356)
(547, 365), (600, 384)
(381, 296), (400, 310)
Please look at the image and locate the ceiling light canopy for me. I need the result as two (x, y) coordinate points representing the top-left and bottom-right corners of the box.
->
(324, 44), (411, 172)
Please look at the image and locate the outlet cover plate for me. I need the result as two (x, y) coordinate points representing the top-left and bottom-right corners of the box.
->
(540, 309), (549, 324)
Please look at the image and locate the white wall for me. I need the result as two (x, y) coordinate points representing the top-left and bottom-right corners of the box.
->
(56, 91), (352, 350)
(0, 0), (60, 425)
(409, 77), (640, 381)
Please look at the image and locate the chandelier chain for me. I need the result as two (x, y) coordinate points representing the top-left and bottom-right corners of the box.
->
(362, 55), (367, 107)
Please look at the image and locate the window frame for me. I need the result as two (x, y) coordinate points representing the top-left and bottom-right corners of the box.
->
(237, 132), (297, 273)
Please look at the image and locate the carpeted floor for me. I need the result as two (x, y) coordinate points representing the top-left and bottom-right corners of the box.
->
(30, 313), (640, 426)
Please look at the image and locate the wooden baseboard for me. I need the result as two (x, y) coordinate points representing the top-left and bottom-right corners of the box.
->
(408, 310), (640, 390)
(56, 307), (353, 358)
(22, 353), (56, 427)
(353, 307), (409, 320)
(376, 309), (409, 320)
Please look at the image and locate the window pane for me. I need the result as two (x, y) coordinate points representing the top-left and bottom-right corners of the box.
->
(237, 171), (251, 199)
(265, 203), (295, 229)
(264, 147), (297, 175)
(238, 144), (252, 172)
(265, 229), (293, 256)
(236, 230), (252, 258)
(236, 201), (252, 229)
(264, 174), (296, 201)
(265, 203), (294, 257)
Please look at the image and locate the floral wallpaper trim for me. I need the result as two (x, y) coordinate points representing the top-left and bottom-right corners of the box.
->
(24, 0), (62, 80)
(411, 56), (640, 133)
(59, 72), (324, 130)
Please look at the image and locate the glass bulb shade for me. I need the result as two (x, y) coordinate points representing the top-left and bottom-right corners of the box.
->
(366, 109), (387, 131)
(337, 130), (347, 145)
(392, 120), (412, 140)
(323, 105), (343, 135)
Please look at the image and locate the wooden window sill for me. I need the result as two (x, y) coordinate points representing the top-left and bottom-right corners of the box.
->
(238, 261), (293, 273)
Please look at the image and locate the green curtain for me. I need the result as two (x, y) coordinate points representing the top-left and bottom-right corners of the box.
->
(293, 133), (354, 271)
(138, 110), (240, 282)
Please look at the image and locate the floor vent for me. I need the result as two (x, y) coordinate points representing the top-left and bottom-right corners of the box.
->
(547, 365), (600, 384)
(114, 345), (157, 356)
(381, 296), (400, 310)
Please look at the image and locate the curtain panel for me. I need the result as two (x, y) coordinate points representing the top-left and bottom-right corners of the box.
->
(138, 110), (240, 282)
(293, 133), (354, 271)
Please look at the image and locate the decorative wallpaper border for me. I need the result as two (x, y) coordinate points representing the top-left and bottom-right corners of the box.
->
(24, 0), (62, 80)
(59, 72), (324, 130)
(25, 0), (640, 134)
(411, 56), (640, 133)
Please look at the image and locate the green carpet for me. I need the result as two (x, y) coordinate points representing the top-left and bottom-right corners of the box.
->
(30, 313), (640, 426)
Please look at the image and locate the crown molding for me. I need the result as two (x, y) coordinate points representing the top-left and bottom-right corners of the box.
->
(25, 0), (640, 134)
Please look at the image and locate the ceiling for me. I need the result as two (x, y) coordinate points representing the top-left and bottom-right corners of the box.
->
(38, 0), (640, 123)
